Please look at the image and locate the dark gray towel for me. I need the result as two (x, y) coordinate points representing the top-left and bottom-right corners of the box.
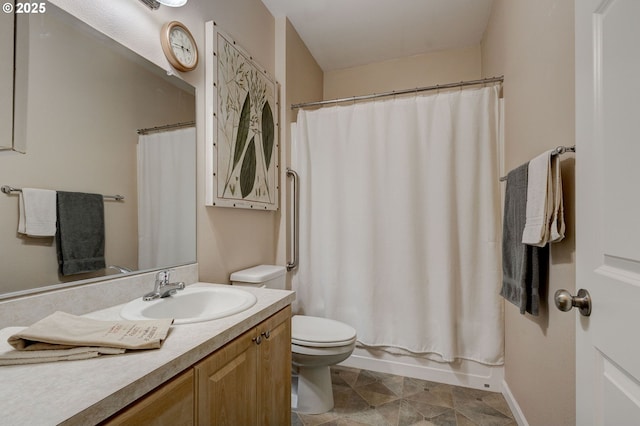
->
(56, 191), (106, 276)
(500, 163), (548, 316)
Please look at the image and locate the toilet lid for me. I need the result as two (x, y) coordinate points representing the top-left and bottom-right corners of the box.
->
(292, 315), (357, 348)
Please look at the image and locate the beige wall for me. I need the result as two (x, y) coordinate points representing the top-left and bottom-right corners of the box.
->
(324, 45), (481, 99)
(0, 11), (194, 293)
(482, 1), (576, 425)
(274, 18), (324, 272)
(284, 19), (325, 135)
(191, 1), (279, 283)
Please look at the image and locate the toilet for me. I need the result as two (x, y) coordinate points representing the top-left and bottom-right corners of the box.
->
(230, 265), (357, 414)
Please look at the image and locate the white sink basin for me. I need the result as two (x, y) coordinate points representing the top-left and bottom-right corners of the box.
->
(120, 284), (257, 325)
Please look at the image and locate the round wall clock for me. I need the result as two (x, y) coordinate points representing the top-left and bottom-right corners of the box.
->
(160, 21), (198, 72)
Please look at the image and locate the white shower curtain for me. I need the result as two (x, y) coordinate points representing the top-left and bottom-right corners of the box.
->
(137, 127), (196, 270)
(293, 86), (503, 365)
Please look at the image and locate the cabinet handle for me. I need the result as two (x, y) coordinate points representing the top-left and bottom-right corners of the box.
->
(261, 330), (270, 340)
(252, 335), (262, 345)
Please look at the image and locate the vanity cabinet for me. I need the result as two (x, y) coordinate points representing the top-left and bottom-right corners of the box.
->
(194, 306), (292, 425)
(101, 306), (291, 426)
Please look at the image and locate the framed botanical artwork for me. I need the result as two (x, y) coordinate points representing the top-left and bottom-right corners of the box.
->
(205, 21), (279, 210)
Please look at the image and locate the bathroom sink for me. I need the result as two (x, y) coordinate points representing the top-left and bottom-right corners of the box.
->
(120, 284), (257, 325)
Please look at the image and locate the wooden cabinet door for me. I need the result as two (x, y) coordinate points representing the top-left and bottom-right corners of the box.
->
(194, 328), (258, 426)
(101, 369), (194, 426)
(257, 306), (292, 426)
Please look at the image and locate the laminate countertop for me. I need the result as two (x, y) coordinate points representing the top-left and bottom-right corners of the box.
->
(0, 283), (295, 426)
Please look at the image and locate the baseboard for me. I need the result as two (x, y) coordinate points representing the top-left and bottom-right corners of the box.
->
(339, 348), (504, 393)
(501, 379), (529, 426)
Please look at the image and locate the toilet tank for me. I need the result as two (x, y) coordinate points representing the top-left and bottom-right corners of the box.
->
(230, 265), (286, 289)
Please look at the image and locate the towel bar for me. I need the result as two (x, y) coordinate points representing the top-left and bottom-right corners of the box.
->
(1, 185), (125, 201)
(499, 145), (575, 182)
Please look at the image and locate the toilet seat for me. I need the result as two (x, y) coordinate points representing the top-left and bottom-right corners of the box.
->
(292, 315), (357, 348)
(292, 340), (356, 355)
(292, 337), (356, 348)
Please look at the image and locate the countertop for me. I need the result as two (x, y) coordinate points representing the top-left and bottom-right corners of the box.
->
(0, 283), (295, 426)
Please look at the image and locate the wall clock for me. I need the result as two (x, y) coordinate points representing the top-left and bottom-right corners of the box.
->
(160, 21), (198, 72)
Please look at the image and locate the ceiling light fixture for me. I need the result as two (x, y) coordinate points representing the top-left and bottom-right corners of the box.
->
(138, 0), (187, 10)
(158, 0), (188, 6)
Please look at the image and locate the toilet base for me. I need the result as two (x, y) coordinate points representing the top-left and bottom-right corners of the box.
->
(295, 365), (334, 414)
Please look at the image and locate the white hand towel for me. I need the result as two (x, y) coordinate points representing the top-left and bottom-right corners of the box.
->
(549, 154), (565, 243)
(18, 188), (57, 237)
(522, 150), (553, 246)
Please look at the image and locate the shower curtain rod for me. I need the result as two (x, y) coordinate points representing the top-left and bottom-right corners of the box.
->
(290, 76), (504, 110)
(137, 120), (195, 135)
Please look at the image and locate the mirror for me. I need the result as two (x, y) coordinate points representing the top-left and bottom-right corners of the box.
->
(0, 4), (196, 298)
(0, 2), (16, 151)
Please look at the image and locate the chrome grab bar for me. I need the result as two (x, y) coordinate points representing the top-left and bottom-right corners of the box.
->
(286, 168), (299, 271)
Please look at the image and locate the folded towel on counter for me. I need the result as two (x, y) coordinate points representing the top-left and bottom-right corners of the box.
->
(521, 150), (565, 246)
(56, 191), (106, 276)
(0, 327), (125, 366)
(7, 311), (173, 352)
(500, 163), (548, 316)
(18, 188), (57, 237)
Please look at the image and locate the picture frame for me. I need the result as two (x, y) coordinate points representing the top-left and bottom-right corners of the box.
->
(205, 21), (279, 210)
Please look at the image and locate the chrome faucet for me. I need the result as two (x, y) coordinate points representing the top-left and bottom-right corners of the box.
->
(142, 270), (185, 301)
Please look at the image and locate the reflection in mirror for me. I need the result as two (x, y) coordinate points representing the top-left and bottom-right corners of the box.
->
(0, 4), (196, 298)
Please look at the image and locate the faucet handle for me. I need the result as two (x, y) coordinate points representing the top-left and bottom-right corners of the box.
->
(156, 269), (171, 284)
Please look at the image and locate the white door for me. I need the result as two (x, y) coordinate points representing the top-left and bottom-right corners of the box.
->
(575, 0), (640, 424)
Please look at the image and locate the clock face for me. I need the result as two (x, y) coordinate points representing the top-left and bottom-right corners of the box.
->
(169, 27), (196, 68)
(161, 21), (198, 72)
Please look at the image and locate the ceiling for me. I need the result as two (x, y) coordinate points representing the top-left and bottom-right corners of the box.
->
(261, 0), (495, 71)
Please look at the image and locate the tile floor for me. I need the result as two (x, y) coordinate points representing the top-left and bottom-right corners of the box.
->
(291, 366), (516, 426)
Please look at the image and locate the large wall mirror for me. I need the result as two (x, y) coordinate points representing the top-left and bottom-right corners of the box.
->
(0, 1), (17, 152)
(0, 4), (197, 298)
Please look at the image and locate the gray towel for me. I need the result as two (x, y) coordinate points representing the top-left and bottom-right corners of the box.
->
(500, 163), (548, 316)
(56, 191), (106, 276)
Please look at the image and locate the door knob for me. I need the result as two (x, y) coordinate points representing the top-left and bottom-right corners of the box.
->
(554, 288), (591, 317)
